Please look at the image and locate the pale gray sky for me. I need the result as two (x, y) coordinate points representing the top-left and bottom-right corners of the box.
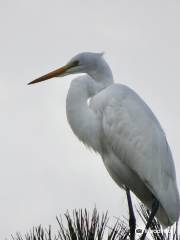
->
(0, 0), (180, 238)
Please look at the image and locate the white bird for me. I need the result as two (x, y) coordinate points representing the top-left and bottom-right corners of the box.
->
(28, 52), (180, 239)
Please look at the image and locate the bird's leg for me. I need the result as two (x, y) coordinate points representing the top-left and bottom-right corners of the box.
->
(126, 187), (136, 240)
(140, 197), (159, 240)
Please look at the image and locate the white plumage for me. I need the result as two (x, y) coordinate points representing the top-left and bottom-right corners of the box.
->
(90, 83), (179, 226)
(29, 52), (180, 227)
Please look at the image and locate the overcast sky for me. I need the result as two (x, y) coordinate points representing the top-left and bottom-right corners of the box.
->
(1, 0), (180, 239)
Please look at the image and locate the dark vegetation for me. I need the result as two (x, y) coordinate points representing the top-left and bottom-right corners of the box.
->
(10, 206), (179, 240)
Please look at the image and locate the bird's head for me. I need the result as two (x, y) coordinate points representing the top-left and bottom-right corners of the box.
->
(28, 52), (105, 85)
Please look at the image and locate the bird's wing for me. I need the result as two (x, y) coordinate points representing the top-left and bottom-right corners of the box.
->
(90, 84), (180, 223)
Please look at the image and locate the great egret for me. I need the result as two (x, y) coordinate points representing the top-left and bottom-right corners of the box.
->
(28, 52), (180, 239)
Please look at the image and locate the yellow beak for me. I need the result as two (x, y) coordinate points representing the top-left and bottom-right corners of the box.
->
(28, 61), (78, 85)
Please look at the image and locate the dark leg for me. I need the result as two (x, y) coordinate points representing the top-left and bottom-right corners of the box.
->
(140, 198), (159, 240)
(126, 187), (136, 240)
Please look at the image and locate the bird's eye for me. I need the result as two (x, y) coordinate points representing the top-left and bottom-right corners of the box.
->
(73, 60), (80, 66)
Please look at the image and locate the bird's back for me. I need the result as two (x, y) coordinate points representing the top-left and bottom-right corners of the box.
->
(90, 83), (180, 226)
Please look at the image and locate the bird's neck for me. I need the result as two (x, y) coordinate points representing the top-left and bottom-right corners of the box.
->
(88, 57), (114, 86)
(66, 75), (112, 152)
